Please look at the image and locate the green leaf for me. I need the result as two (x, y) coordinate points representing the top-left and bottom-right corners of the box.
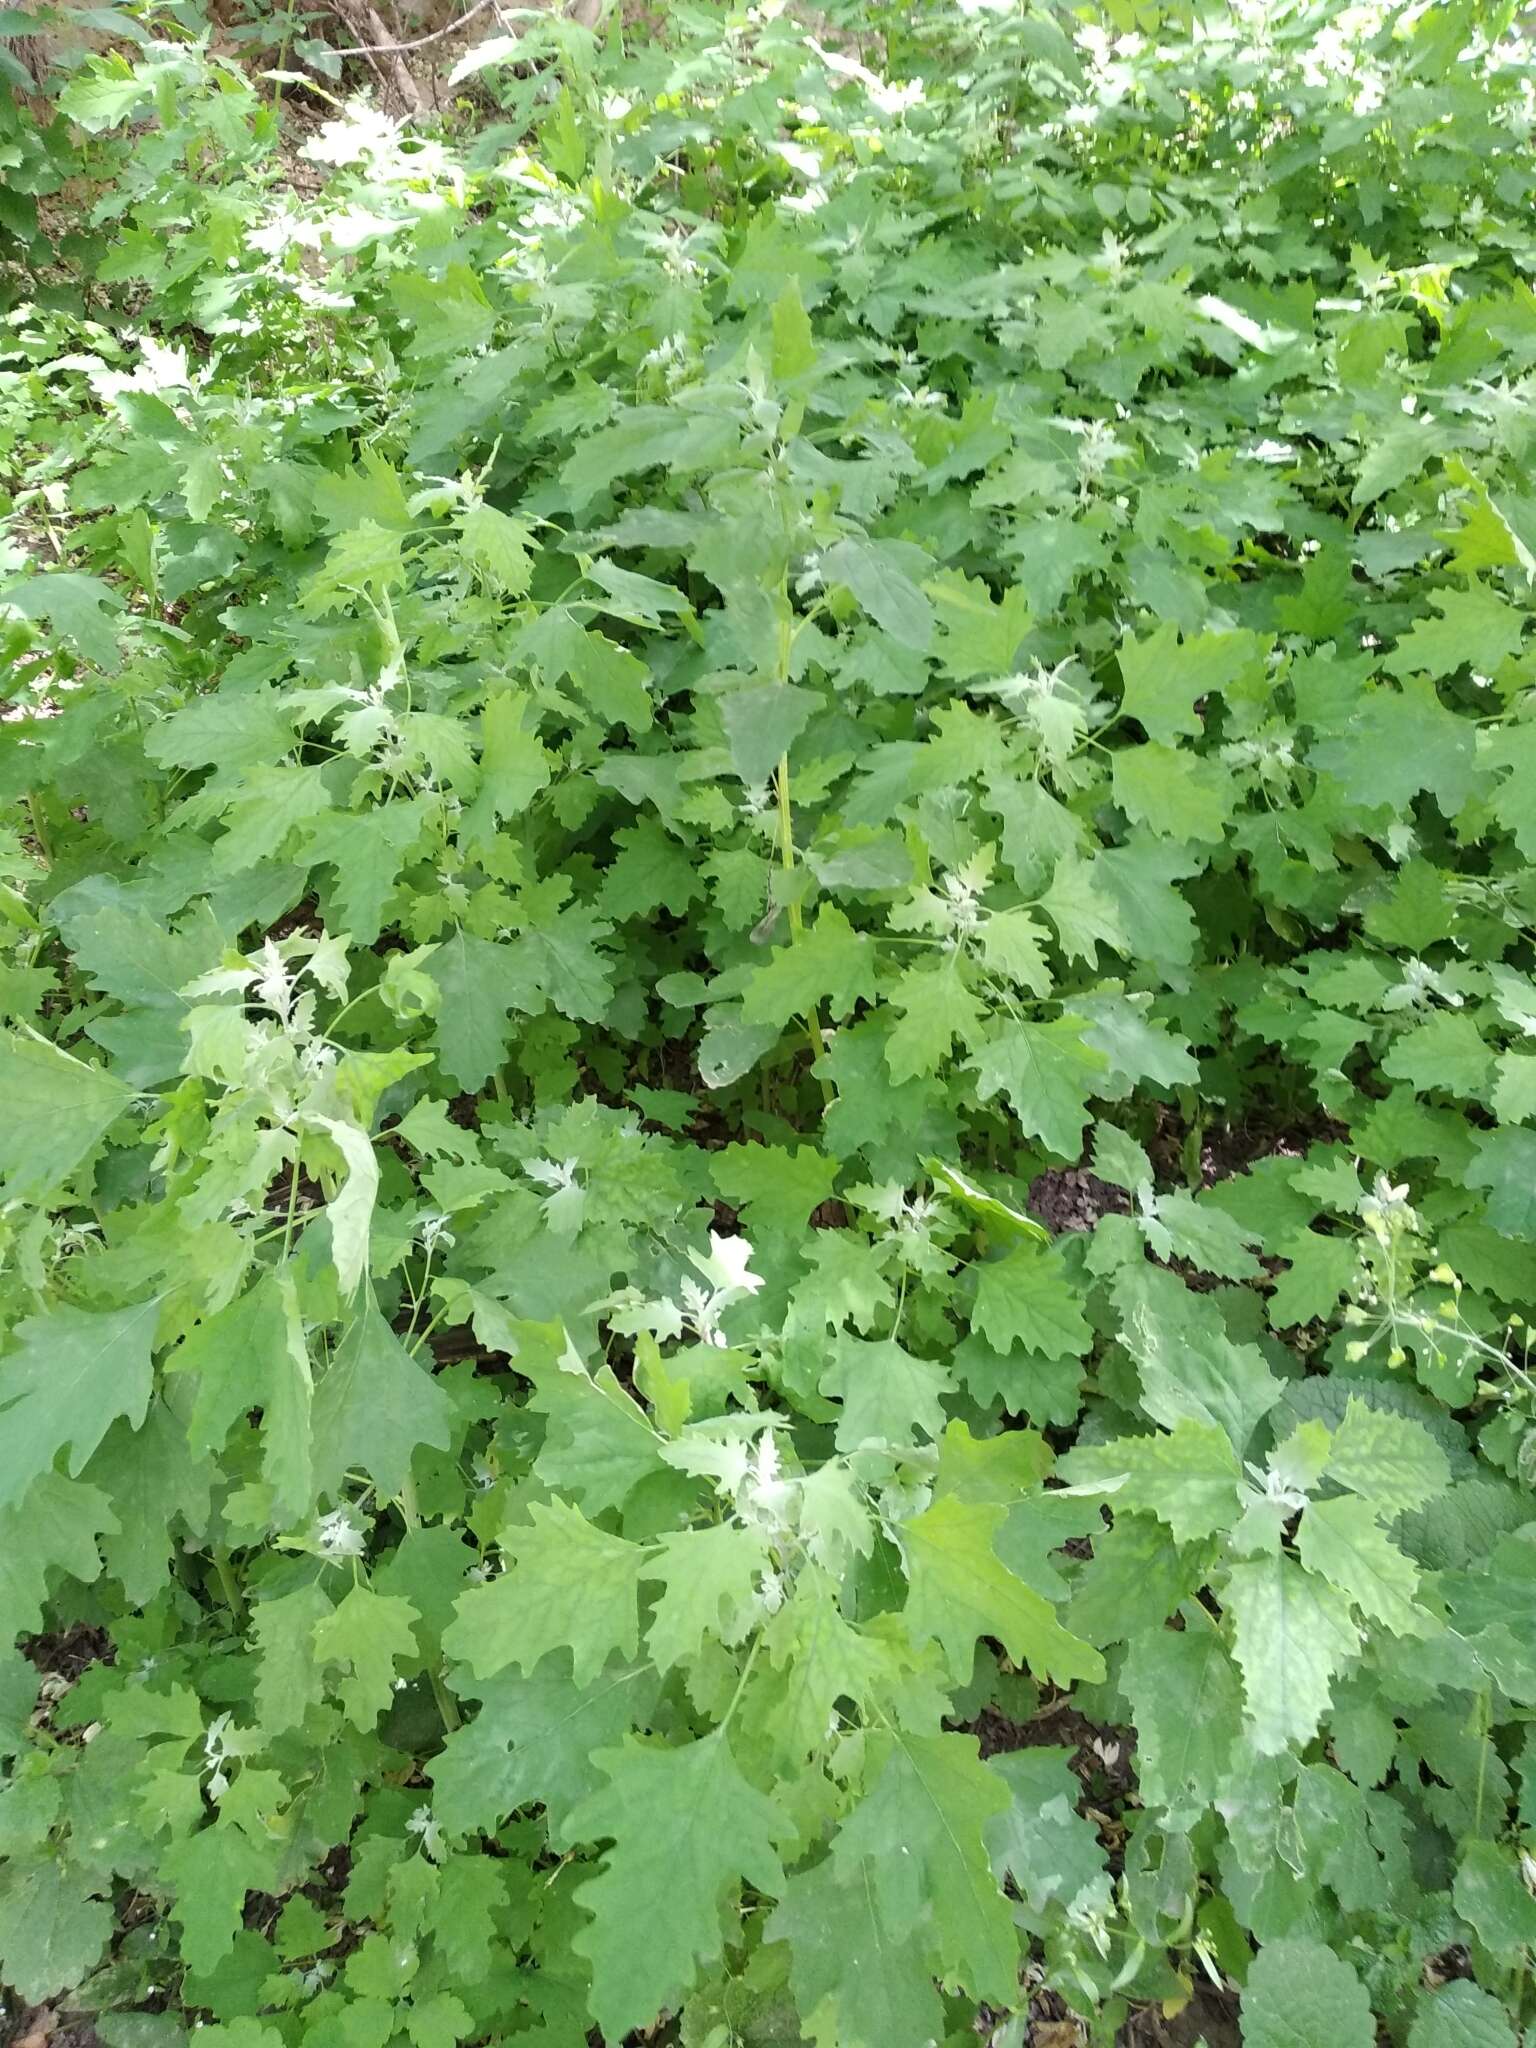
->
(1225, 1553), (1361, 1754)
(968, 1017), (1109, 1158)
(432, 1661), (656, 1847)
(1059, 1421), (1244, 1544)
(162, 1826), (274, 1978)
(466, 692), (557, 843)
(88, 1399), (212, 1607)
(511, 900), (614, 1023)
(1491, 1049), (1536, 1124)
(1115, 1265), (1279, 1452)
(250, 1581), (330, 1737)
(1453, 1839), (1536, 1960)
(461, 503), (533, 595)
(569, 1729), (791, 2038)
(559, 406), (736, 513)
(406, 1994), (474, 2048)
(1241, 1939), (1374, 2048)
(1309, 678), (1479, 816)
(0, 569), (124, 668)
(972, 1246), (1091, 1359)
(769, 1850), (944, 2048)
(1111, 743), (1233, 842)
(1078, 992), (1198, 1092)
(711, 1141), (838, 1245)
(308, 1116), (377, 1298)
(1325, 1395), (1451, 1514)
(1095, 833), (1199, 975)
(984, 1747), (1108, 1918)
(1118, 624), (1258, 745)
(742, 907), (879, 1029)
(1385, 583), (1526, 679)
(53, 887), (223, 1015)
(721, 683), (819, 787)
(925, 569), (1029, 680)
(900, 1495), (1104, 1686)
(1269, 1230), (1359, 1329)
(525, 1354), (669, 1517)
(57, 63), (154, 130)
(1039, 855), (1125, 966)
(1486, 723), (1536, 859)
(830, 1731), (1016, 2003)
(0, 1297), (158, 1513)
(171, 1270), (313, 1520)
(822, 537), (935, 651)
(212, 764), (332, 871)
(640, 1523), (768, 1671)
(885, 963), (985, 1080)
(1139, 1187), (1261, 1280)
(926, 1160), (1049, 1246)
(311, 1303), (453, 1504)
(312, 1583), (421, 1728)
(771, 278), (817, 383)
(444, 1501), (649, 1686)
(1383, 1013), (1493, 1099)
(1467, 1126), (1536, 1237)
(1408, 1979), (1520, 2048)
(1297, 1495), (1431, 1635)
(425, 929), (531, 1092)
(393, 264), (496, 359)
(300, 799), (431, 946)
(0, 1033), (132, 1203)
(0, 1859), (112, 2001)
(1121, 1625), (1242, 1827)
(979, 904), (1055, 990)
(0, 1475), (116, 1644)
(822, 1335), (948, 1454)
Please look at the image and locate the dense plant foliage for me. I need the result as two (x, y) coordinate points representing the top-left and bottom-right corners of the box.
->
(3, 1), (1536, 2041)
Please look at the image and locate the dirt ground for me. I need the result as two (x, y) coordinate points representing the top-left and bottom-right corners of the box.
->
(1026, 1983), (1243, 2047)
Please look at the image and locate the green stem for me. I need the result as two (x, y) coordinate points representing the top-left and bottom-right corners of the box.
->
(775, 750), (833, 1099)
(24, 793), (51, 867)
(398, 1476), (462, 1732)
(889, 1270), (908, 1342)
(719, 1633), (763, 1733)
(211, 1544), (246, 1626)
(279, 1153), (302, 1261)
(406, 1307), (448, 1358)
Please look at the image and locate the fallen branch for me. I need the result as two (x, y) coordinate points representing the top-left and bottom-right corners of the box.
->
(327, 0), (424, 108)
(325, 0), (500, 60)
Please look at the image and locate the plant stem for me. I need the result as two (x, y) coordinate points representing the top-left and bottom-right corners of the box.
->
(720, 1632), (763, 1732)
(398, 1475), (461, 1732)
(279, 1153), (302, 1260)
(24, 793), (50, 867)
(775, 750), (832, 1098)
(211, 1545), (246, 1626)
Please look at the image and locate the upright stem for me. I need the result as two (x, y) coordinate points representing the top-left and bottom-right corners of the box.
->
(775, 751), (831, 1080)
(211, 1545), (246, 1627)
(24, 794), (51, 867)
(279, 1154), (302, 1260)
(398, 1475), (462, 1732)
(771, 595), (834, 1097)
(775, 751), (802, 941)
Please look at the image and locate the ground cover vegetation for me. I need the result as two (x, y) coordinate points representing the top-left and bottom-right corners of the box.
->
(2, 0), (1536, 2041)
